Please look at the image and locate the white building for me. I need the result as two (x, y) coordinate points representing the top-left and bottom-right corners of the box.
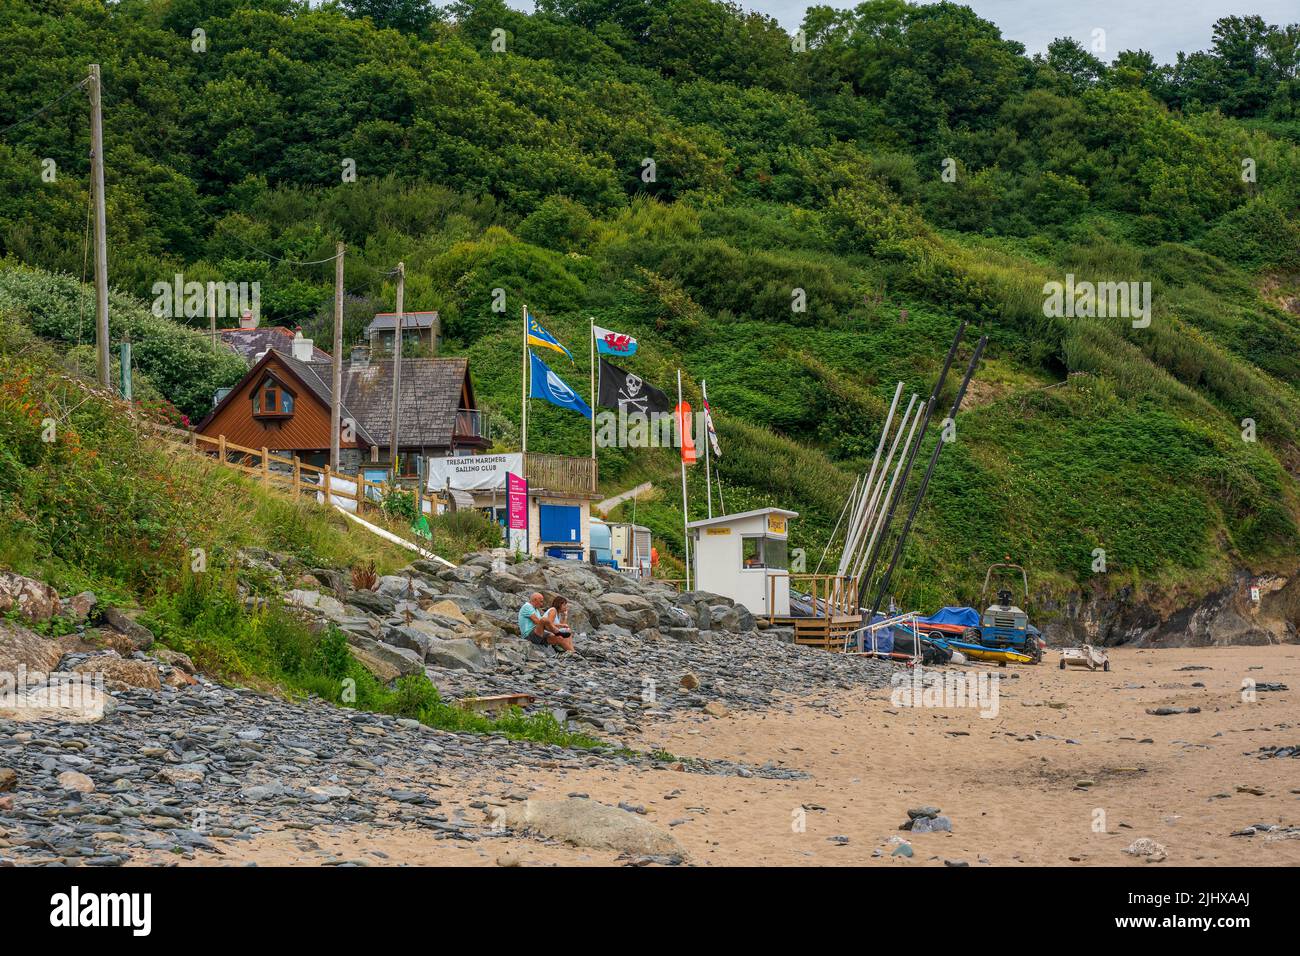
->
(688, 508), (797, 616)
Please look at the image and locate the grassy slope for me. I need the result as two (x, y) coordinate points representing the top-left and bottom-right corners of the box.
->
(0, 308), (602, 745)
(2, 3), (1297, 617)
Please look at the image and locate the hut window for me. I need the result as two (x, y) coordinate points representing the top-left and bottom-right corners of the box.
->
(741, 536), (788, 570)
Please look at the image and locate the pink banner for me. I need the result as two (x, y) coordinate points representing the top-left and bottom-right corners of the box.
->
(507, 472), (527, 529)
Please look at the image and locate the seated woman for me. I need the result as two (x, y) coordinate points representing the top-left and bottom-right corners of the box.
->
(542, 595), (575, 653)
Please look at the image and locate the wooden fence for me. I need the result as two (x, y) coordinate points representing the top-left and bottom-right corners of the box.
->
(147, 422), (434, 517)
(524, 451), (597, 495)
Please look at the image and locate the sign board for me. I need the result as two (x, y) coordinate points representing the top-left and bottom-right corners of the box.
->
(507, 472), (528, 553)
(705, 527), (731, 535)
(767, 514), (788, 535)
(426, 453), (523, 492)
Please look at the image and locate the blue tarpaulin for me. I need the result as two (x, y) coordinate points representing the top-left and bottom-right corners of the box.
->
(919, 606), (980, 627)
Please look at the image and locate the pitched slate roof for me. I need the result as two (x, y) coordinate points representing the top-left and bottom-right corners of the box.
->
(338, 356), (469, 448)
(366, 311), (439, 332)
(287, 354), (469, 448)
(219, 327), (331, 365)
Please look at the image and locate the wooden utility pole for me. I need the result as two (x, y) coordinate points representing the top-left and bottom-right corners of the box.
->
(330, 242), (345, 472)
(88, 64), (110, 388)
(388, 261), (405, 480)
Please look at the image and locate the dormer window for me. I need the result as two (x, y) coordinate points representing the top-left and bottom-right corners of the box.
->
(251, 374), (294, 418)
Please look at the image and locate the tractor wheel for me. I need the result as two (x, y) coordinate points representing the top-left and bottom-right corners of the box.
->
(1103, 661), (1110, 672)
(1059, 659), (1066, 670)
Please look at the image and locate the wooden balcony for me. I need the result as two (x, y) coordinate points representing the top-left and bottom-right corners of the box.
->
(523, 452), (597, 495)
(454, 407), (486, 440)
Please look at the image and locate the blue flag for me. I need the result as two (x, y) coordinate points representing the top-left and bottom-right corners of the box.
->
(529, 351), (592, 419)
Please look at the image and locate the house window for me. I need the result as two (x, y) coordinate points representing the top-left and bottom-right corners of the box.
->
(741, 536), (788, 570)
(252, 376), (293, 417)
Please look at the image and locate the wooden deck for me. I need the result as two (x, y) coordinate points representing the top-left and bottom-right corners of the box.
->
(771, 612), (863, 651)
(767, 574), (862, 652)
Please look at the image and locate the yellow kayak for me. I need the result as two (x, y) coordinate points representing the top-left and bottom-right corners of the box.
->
(948, 641), (1034, 666)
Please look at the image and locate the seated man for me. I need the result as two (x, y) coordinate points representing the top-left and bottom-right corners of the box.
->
(518, 591), (574, 653)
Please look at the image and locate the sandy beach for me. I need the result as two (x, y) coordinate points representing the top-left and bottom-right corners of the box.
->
(192, 644), (1300, 867)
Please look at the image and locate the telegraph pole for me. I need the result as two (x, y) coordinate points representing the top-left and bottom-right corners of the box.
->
(88, 64), (110, 388)
(330, 242), (344, 472)
(388, 261), (405, 480)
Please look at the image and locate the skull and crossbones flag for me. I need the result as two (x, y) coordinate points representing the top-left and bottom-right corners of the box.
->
(598, 358), (670, 415)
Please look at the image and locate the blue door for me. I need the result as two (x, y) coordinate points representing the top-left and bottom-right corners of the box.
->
(538, 504), (581, 543)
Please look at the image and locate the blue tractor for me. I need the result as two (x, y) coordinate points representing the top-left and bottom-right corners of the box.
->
(960, 562), (1045, 664)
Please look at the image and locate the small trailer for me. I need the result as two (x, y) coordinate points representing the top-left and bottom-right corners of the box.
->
(1059, 644), (1110, 671)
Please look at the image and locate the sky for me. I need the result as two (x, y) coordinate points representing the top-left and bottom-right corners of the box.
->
(503, 1), (1299, 64)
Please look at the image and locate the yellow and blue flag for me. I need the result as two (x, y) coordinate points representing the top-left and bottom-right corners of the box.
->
(527, 313), (572, 360)
(529, 351), (591, 419)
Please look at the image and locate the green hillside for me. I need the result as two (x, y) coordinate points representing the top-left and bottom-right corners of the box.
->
(2, 0), (1299, 612)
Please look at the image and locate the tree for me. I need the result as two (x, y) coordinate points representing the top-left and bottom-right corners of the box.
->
(343, 0), (441, 34)
(1043, 37), (1106, 93)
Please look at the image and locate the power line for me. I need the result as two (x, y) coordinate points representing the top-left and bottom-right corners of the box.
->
(0, 78), (89, 141)
(218, 228), (343, 267)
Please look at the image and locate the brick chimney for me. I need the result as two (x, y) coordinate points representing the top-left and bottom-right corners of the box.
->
(239, 309), (257, 330)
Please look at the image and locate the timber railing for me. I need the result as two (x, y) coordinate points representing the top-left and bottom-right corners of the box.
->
(767, 573), (860, 623)
(146, 422), (435, 516)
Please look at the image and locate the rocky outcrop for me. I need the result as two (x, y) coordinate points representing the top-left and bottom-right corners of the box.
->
(1038, 569), (1300, 648)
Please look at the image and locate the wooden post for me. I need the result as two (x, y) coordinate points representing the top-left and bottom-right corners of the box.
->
(324, 465), (331, 507)
(388, 261), (404, 481)
(330, 242), (345, 471)
(218, 434), (226, 464)
(88, 64), (110, 388)
(293, 456), (301, 497)
(261, 447), (269, 486)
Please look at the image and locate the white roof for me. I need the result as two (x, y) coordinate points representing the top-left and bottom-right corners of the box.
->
(687, 507), (797, 530)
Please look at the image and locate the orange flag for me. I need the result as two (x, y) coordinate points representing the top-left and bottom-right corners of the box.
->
(675, 401), (698, 464)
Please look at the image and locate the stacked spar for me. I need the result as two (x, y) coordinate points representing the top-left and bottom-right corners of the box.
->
(820, 322), (986, 647)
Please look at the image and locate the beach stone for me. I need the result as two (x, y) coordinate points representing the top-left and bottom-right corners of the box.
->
(346, 635), (424, 682)
(500, 799), (683, 858)
(101, 607), (154, 651)
(152, 647), (196, 674)
(65, 591), (98, 621)
(0, 768), (16, 792)
(72, 656), (161, 691)
(426, 599), (471, 626)
(0, 620), (62, 673)
(0, 572), (60, 622)
(680, 672), (700, 690)
(1123, 837), (1167, 862)
(702, 700), (729, 718)
(58, 770), (95, 793)
(423, 638), (493, 673)
(346, 589), (395, 616)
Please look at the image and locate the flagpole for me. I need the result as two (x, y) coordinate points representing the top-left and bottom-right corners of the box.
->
(589, 316), (596, 462)
(678, 368), (691, 592)
(702, 380), (713, 519)
(521, 304), (528, 454)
